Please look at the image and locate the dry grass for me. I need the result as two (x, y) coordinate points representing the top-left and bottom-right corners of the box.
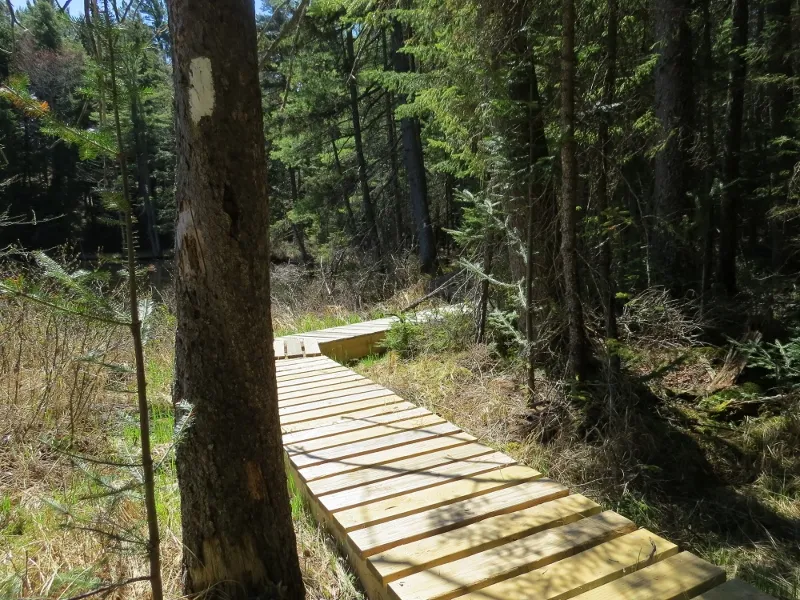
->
(1, 275), (365, 600)
(356, 308), (800, 600)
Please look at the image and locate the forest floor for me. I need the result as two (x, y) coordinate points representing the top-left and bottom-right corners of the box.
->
(355, 301), (800, 600)
(1, 264), (799, 599)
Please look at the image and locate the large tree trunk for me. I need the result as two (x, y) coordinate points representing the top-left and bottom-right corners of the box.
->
(391, 20), (438, 274)
(561, 0), (588, 380)
(717, 0), (748, 296)
(652, 0), (693, 293)
(345, 27), (382, 260)
(598, 0), (619, 373)
(167, 1), (305, 599)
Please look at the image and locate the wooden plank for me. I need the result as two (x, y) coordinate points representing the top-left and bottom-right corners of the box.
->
(282, 406), (424, 444)
(298, 431), (477, 482)
(276, 371), (367, 391)
(309, 443), (494, 497)
(281, 401), (415, 435)
(276, 366), (348, 382)
(459, 528), (679, 600)
(368, 494), (600, 583)
(281, 396), (407, 427)
(289, 422), (462, 469)
(569, 552), (725, 600)
(274, 356), (337, 371)
(387, 511), (636, 600)
(285, 338), (304, 358)
(279, 379), (381, 401)
(287, 412), (443, 455)
(320, 452), (518, 513)
(335, 464), (541, 532)
(302, 338), (322, 356)
(273, 339), (286, 359)
(352, 477), (571, 558)
(279, 383), (385, 408)
(696, 580), (776, 599)
(279, 389), (397, 417)
(277, 374), (367, 395)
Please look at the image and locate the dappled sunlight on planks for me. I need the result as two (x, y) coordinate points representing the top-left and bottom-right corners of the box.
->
(274, 317), (775, 600)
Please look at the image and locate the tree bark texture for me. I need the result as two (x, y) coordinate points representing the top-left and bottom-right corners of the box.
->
(167, 1), (305, 598)
(345, 27), (383, 260)
(652, 0), (694, 292)
(598, 0), (620, 371)
(392, 20), (438, 274)
(561, 0), (588, 380)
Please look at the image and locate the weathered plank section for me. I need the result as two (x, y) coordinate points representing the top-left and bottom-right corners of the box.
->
(274, 317), (772, 600)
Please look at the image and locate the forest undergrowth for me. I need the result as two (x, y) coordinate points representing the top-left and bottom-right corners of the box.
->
(357, 291), (800, 600)
(0, 263), (390, 600)
(3, 260), (799, 599)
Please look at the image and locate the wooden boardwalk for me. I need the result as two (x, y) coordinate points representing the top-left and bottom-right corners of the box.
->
(274, 316), (773, 600)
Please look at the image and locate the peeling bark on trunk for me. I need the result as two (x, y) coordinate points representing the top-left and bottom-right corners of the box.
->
(167, 1), (305, 598)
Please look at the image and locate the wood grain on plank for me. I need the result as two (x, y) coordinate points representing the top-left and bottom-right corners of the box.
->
(289, 422), (462, 469)
(278, 379), (382, 401)
(460, 528), (679, 600)
(335, 464), (540, 532)
(569, 552), (725, 599)
(279, 383), (385, 408)
(279, 389), (398, 417)
(280, 401), (415, 435)
(280, 396), (408, 427)
(287, 412), (443, 455)
(277, 371), (368, 392)
(298, 431), (477, 482)
(276, 366), (348, 382)
(283, 406), (430, 446)
(369, 494), (600, 583)
(387, 511), (635, 600)
(354, 477), (572, 560)
(320, 452), (517, 513)
(309, 443), (495, 496)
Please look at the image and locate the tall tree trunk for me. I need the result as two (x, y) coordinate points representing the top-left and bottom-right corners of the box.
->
(289, 167), (312, 266)
(131, 91), (161, 257)
(598, 0), (619, 373)
(766, 0), (792, 270)
(717, 0), (748, 295)
(391, 20), (438, 275)
(699, 0), (717, 308)
(476, 231), (494, 344)
(652, 0), (694, 293)
(345, 28), (382, 260)
(561, 0), (588, 380)
(167, 1), (305, 598)
(383, 29), (405, 250)
(330, 135), (358, 235)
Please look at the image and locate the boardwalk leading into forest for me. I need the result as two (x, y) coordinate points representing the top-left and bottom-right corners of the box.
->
(274, 316), (772, 600)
